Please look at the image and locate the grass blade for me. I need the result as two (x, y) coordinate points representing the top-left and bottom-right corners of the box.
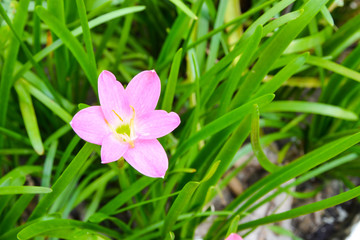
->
(162, 48), (183, 112)
(0, 0), (30, 147)
(17, 219), (120, 240)
(0, 195), (34, 233)
(161, 181), (200, 237)
(41, 141), (58, 188)
(76, 0), (97, 73)
(14, 6), (146, 83)
(262, 10), (303, 37)
(254, 53), (308, 98)
(170, 0), (198, 20)
(90, 176), (156, 219)
(35, 6), (97, 91)
(29, 143), (97, 220)
(22, 80), (73, 123)
(0, 186), (52, 195)
(306, 55), (360, 83)
(263, 101), (358, 121)
(251, 104), (279, 172)
(230, 0), (328, 108)
(173, 94), (274, 161)
(237, 185), (360, 230)
(14, 80), (44, 155)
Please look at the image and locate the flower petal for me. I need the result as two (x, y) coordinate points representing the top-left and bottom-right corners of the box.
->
(98, 70), (131, 124)
(125, 70), (161, 115)
(101, 134), (129, 164)
(70, 106), (110, 145)
(225, 233), (244, 240)
(123, 139), (168, 178)
(135, 110), (180, 139)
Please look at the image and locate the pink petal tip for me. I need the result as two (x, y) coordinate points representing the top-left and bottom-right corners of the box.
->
(225, 233), (244, 240)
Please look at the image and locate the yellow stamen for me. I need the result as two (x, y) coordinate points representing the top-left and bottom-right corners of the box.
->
(112, 110), (123, 122)
(104, 118), (117, 133)
(130, 105), (135, 119)
(129, 106), (136, 139)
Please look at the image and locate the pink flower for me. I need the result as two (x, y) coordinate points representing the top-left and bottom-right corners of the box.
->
(225, 233), (244, 240)
(70, 70), (180, 178)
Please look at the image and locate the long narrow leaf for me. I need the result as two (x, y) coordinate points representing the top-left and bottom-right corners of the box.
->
(29, 143), (97, 220)
(0, 186), (52, 195)
(14, 80), (44, 155)
(35, 6), (97, 91)
(263, 101), (358, 120)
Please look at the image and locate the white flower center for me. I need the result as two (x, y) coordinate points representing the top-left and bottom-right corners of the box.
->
(110, 106), (136, 148)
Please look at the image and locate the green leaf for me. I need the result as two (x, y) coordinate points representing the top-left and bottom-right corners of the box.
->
(0, 166), (42, 186)
(210, 132), (360, 238)
(225, 215), (240, 238)
(29, 143), (97, 220)
(14, 80), (44, 155)
(157, 9), (191, 68)
(246, 153), (354, 217)
(162, 48), (183, 112)
(14, 6), (146, 84)
(284, 27), (332, 54)
(173, 94), (274, 161)
(21, 69), (74, 112)
(0, 127), (31, 146)
(201, 160), (221, 183)
(241, 0), (295, 40)
(22, 80), (73, 123)
(170, 0), (198, 20)
(78, 103), (91, 110)
(0, 1), (62, 107)
(324, 13), (360, 57)
(90, 176), (156, 219)
(127, 210), (235, 240)
(161, 181), (200, 236)
(190, 116), (252, 214)
(43, 125), (71, 146)
(217, 25), (263, 115)
(54, 136), (81, 180)
(0, 186), (52, 195)
(17, 219), (120, 240)
(263, 101), (358, 121)
(47, 0), (68, 93)
(230, 132), (360, 216)
(287, 153), (358, 189)
(186, 0), (277, 50)
(237, 185), (360, 230)
(0, 0), (30, 148)
(251, 104), (279, 172)
(73, 170), (116, 207)
(320, 5), (334, 26)
(76, 0), (97, 74)
(0, 195), (34, 234)
(205, 0), (229, 70)
(114, 3), (135, 64)
(165, 231), (175, 240)
(41, 141), (58, 188)
(306, 55), (360, 83)
(35, 6), (98, 91)
(32, 0), (41, 53)
(230, 0), (328, 108)
(254, 53), (308, 98)
(267, 225), (302, 240)
(263, 10), (303, 37)
(0, 149), (35, 155)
